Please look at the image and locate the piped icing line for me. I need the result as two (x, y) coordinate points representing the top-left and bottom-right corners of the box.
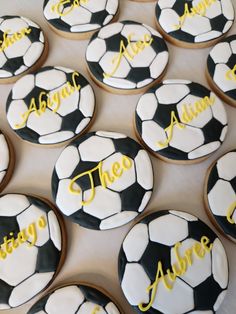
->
(138, 236), (213, 311)
(0, 27), (31, 52)
(51, 0), (89, 17)
(69, 155), (133, 205)
(226, 201), (236, 224)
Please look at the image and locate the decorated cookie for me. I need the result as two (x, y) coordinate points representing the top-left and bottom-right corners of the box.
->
(207, 35), (236, 107)
(0, 130), (14, 192)
(135, 79), (228, 164)
(86, 21), (169, 94)
(43, 0), (119, 40)
(52, 131), (154, 230)
(155, 0), (235, 48)
(6, 66), (96, 145)
(0, 16), (47, 83)
(119, 210), (229, 313)
(0, 194), (66, 309)
(205, 149), (236, 242)
(28, 282), (121, 314)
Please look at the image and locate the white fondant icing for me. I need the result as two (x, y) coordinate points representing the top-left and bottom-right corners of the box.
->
(95, 131), (126, 139)
(188, 142), (221, 160)
(169, 210), (198, 221)
(217, 151), (236, 180)
(150, 51), (169, 79)
(0, 134), (9, 183)
(100, 211), (138, 230)
(79, 85), (95, 117)
(7, 99), (29, 129)
(78, 302), (106, 314)
(75, 118), (91, 134)
(213, 63), (236, 93)
(12, 74), (35, 100)
(155, 83), (190, 104)
(99, 51), (131, 79)
(9, 272), (54, 307)
(83, 186), (121, 219)
(36, 69), (66, 90)
(55, 145), (80, 180)
(212, 238), (228, 289)
(135, 150), (153, 190)
(211, 94), (227, 125)
(45, 286), (84, 314)
(182, 15), (211, 37)
(195, 30), (222, 43)
(149, 214), (188, 246)
(0, 194), (30, 216)
(136, 93), (158, 121)
(48, 210), (62, 251)
(210, 42), (232, 64)
(213, 290), (227, 311)
(123, 223), (149, 262)
(138, 191), (152, 213)
(86, 38), (106, 62)
(23, 42), (44, 67)
(98, 22), (123, 39)
(39, 131), (74, 144)
(137, 79), (153, 89)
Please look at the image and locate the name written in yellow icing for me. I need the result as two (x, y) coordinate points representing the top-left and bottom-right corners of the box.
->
(226, 201), (236, 224)
(0, 216), (47, 260)
(174, 0), (217, 30)
(225, 65), (236, 81)
(69, 155), (133, 205)
(0, 27), (31, 52)
(15, 71), (81, 129)
(138, 235), (213, 312)
(103, 33), (153, 79)
(92, 306), (100, 314)
(51, 0), (88, 17)
(157, 95), (215, 148)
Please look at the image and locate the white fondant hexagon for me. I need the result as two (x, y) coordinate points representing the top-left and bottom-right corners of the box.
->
(0, 243), (38, 286)
(17, 204), (49, 247)
(56, 179), (82, 216)
(45, 286), (84, 314)
(210, 42), (232, 64)
(138, 191), (152, 213)
(212, 238), (228, 289)
(221, 0), (235, 20)
(98, 22), (123, 39)
(100, 211), (138, 230)
(126, 45), (156, 68)
(83, 186), (121, 219)
(12, 74), (35, 100)
(48, 211), (62, 251)
(78, 135), (115, 161)
(35, 69), (66, 90)
(0, 17), (28, 33)
(213, 290), (227, 311)
(82, 0), (107, 13)
(188, 142), (221, 160)
(95, 131), (126, 139)
(4, 36), (31, 58)
(101, 152), (135, 192)
(121, 25), (151, 40)
(77, 302), (106, 314)
(0, 134), (9, 172)
(136, 93), (158, 121)
(217, 151), (236, 181)
(135, 150), (153, 190)
(182, 15), (211, 36)
(61, 6), (92, 26)
(0, 194), (30, 216)
(169, 125), (205, 153)
(213, 63), (236, 93)
(99, 51), (131, 78)
(150, 51), (169, 79)
(121, 263), (151, 306)
(149, 214), (188, 245)
(152, 277), (194, 313)
(142, 120), (167, 152)
(56, 145), (80, 180)
(27, 108), (62, 136)
(123, 223), (149, 262)
(159, 8), (180, 33)
(155, 83), (190, 104)
(39, 131), (74, 144)
(0, 52), (6, 68)
(208, 179), (235, 217)
(211, 94), (227, 125)
(86, 38), (106, 62)
(79, 85), (95, 117)
(177, 95), (212, 128)
(203, 0), (222, 18)
(75, 118), (90, 135)
(7, 99), (29, 129)
(23, 42), (44, 67)
(105, 302), (120, 314)
(171, 238), (212, 287)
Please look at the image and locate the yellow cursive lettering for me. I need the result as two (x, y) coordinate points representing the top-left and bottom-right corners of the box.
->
(51, 0), (88, 17)
(226, 201), (236, 224)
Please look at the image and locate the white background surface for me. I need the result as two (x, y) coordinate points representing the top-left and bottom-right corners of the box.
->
(0, 0), (236, 313)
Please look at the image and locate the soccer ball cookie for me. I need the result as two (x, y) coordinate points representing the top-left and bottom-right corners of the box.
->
(0, 16), (47, 83)
(207, 35), (236, 107)
(135, 79), (228, 164)
(43, 0), (119, 40)
(28, 282), (121, 314)
(6, 66), (96, 145)
(86, 21), (169, 94)
(205, 149), (236, 243)
(0, 194), (66, 309)
(0, 130), (14, 192)
(52, 131), (154, 230)
(155, 0), (235, 48)
(119, 210), (229, 313)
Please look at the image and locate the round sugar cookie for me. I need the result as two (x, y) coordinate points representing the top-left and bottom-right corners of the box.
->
(86, 21), (169, 94)
(43, 0), (119, 40)
(52, 131), (154, 230)
(207, 35), (236, 107)
(119, 210), (229, 314)
(0, 130), (14, 192)
(28, 282), (121, 314)
(155, 0), (235, 48)
(6, 66), (96, 146)
(0, 193), (66, 309)
(0, 16), (47, 83)
(134, 79), (228, 164)
(204, 149), (236, 243)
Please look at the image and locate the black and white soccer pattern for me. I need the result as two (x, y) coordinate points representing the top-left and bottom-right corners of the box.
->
(0, 16), (45, 78)
(207, 35), (236, 102)
(43, 0), (119, 34)
(52, 131), (154, 230)
(0, 130), (10, 186)
(119, 210), (229, 314)
(155, 0), (234, 44)
(86, 21), (169, 90)
(28, 283), (121, 314)
(0, 194), (63, 309)
(135, 80), (228, 161)
(6, 66), (95, 145)
(207, 149), (236, 240)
